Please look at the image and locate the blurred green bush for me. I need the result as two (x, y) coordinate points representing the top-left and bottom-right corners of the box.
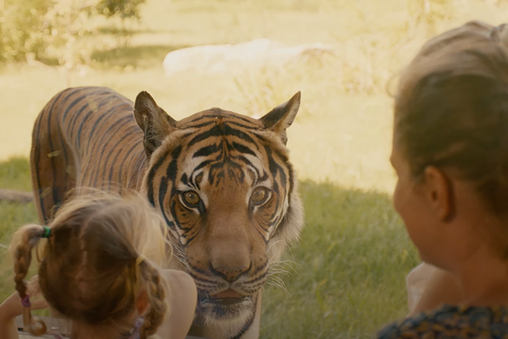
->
(0, 0), (53, 62)
(97, 0), (145, 19)
(0, 0), (144, 64)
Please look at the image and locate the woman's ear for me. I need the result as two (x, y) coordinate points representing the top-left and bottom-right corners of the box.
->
(135, 289), (149, 316)
(423, 166), (455, 221)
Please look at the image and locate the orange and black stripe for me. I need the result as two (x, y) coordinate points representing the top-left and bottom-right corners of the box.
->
(30, 87), (145, 224)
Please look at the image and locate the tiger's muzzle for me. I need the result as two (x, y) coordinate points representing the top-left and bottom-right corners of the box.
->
(192, 261), (267, 321)
(198, 290), (255, 321)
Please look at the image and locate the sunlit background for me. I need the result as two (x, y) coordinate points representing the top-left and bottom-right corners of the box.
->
(0, 0), (507, 338)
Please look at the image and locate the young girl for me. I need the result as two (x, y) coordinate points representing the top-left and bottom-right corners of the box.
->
(378, 20), (508, 338)
(0, 192), (196, 339)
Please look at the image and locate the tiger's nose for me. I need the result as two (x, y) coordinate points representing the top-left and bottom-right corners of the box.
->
(211, 264), (251, 283)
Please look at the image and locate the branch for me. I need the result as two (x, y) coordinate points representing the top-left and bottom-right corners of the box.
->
(0, 189), (33, 203)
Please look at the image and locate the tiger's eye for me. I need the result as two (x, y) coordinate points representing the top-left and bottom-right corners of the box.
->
(251, 187), (269, 205)
(183, 191), (200, 206)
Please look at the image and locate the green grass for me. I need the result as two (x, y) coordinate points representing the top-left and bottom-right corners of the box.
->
(0, 157), (32, 191)
(0, 158), (38, 303)
(0, 158), (418, 338)
(261, 180), (418, 338)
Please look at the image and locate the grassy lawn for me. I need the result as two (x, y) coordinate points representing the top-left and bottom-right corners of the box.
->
(0, 158), (418, 338)
(261, 180), (419, 338)
(0, 159), (38, 301)
(1, 0), (507, 337)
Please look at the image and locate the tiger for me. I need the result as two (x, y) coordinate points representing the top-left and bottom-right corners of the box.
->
(30, 86), (304, 339)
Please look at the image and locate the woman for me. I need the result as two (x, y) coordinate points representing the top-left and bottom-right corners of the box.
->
(379, 20), (508, 337)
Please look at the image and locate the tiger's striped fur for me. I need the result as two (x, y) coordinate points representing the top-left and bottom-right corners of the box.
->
(30, 86), (304, 339)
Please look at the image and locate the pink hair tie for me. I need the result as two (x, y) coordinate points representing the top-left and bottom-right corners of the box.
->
(21, 295), (31, 308)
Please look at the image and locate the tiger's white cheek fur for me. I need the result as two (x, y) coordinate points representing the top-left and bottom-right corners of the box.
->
(179, 235), (187, 246)
(184, 155), (206, 172)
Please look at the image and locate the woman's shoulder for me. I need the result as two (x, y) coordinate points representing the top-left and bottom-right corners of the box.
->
(375, 305), (508, 339)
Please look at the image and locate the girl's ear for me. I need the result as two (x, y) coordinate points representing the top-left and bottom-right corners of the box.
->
(135, 289), (150, 316)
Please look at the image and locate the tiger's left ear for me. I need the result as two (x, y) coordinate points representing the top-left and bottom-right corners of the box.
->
(134, 91), (177, 157)
(260, 91), (301, 145)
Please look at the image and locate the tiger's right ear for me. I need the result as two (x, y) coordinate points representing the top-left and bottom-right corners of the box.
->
(134, 91), (177, 157)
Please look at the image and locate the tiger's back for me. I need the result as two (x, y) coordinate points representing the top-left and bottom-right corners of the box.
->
(31, 87), (146, 223)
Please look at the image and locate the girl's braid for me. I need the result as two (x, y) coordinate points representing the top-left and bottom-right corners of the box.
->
(139, 260), (168, 339)
(12, 225), (48, 335)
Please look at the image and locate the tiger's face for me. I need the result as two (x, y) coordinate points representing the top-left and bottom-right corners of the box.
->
(135, 93), (304, 328)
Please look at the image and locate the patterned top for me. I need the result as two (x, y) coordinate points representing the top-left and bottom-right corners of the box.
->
(376, 305), (508, 339)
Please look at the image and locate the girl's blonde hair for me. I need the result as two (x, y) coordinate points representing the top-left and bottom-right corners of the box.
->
(10, 190), (171, 338)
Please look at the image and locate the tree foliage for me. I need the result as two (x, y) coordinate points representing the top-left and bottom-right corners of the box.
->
(0, 0), (145, 64)
(0, 0), (53, 62)
(96, 0), (145, 19)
